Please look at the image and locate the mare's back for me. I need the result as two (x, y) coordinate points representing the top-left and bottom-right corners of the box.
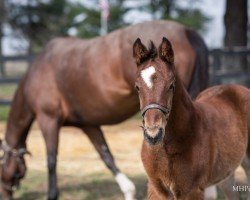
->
(30, 20), (195, 94)
(35, 20), (190, 73)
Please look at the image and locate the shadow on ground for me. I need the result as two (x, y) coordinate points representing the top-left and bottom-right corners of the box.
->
(14, 172), (147, 200)
(6, 169), (248, 200)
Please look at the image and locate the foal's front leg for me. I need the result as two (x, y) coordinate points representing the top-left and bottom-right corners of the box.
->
(147, 182), (173, 200)
(37, 113), (61, 200)
(148, 182), (163, 200)
(184, 188), (204, 200)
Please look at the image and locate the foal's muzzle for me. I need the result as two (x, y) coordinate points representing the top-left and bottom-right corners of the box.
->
(141, 103), (170, 145)
(144, 127), (164, 145)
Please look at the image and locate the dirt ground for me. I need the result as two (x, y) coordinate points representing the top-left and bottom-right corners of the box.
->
(0, 118), (248, 200)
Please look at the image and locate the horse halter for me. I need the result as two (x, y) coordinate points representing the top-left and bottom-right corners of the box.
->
(141, 103), (171, 117)
(0, 140), (30, 192)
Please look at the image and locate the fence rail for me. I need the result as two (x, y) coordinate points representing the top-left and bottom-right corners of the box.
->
(0, 47), (250, 106)
(210, 47), (250, 85)
(0, 54), (35, 62)
(0, 54), (35, 105)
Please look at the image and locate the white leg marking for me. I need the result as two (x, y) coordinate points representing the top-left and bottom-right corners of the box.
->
(141, 66), (156, 89)
(204, 185), (217, 200)
(115, 173), (136, 200)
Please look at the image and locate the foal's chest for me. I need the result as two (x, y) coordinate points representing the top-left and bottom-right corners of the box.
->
(141, 148), (175, 197)
(149, 171), (183, 199)
(141, 145), (197, 199)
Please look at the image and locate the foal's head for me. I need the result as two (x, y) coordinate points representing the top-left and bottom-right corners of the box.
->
(133, 37), (176, 145)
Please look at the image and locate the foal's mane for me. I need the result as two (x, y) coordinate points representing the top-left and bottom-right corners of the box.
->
(147, 41), (157, 60)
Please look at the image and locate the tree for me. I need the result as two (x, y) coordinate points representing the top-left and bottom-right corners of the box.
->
(5, 0), (85, 53)
(75, 0), (129, 38)
(5, 0), (209, 53)
(224, 0), (248, 83)
(0, 0), (5, 75)
(224, 0), (248, 47)
(145, 0), (209, 31)
(5, 0), (129, 52)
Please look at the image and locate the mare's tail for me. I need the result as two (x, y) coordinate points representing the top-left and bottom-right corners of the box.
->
(185, 29), (209, 99)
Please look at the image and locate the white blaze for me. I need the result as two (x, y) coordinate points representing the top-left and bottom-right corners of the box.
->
(115, 173), (136, 200)
(141, 66), (156, 89)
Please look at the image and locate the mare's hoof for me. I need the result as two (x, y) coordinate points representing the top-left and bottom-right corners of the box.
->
(48, 194), (58, 200)
(48, 197), (57, 200)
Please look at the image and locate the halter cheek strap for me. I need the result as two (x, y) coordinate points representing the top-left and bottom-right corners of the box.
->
(1, 140), (30, 160)
(141, 103), (170, 117)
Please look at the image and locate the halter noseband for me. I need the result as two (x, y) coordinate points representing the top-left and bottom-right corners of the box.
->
(141, 103), (170, 117)
(0, 140), (30, 192)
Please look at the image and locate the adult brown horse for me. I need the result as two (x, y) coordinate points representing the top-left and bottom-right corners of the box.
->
(133, 37), (250, 199)
(0, 20), (209, 200)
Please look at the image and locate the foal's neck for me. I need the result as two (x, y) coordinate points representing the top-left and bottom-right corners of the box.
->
(161, 75), (196, 153)
(168, 75), (195, 134)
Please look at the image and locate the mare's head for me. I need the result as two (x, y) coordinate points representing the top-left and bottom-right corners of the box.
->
(0, 140), (28, 198)
(133, 37), (176, 145)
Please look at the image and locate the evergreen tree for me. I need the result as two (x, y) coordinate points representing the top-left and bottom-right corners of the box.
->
(5, 0), (209, 53)
(6, 0), (84, 52)
(145, 0), (209, 31)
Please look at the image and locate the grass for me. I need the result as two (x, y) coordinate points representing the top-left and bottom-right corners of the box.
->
(0, 106), (10, 121)
(14, 170), (147, 200)
(0, 84), (17, 99)
(0, 84), (17, 121)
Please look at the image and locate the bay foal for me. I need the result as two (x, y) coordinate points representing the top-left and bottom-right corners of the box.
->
(133, 37), (250, 199)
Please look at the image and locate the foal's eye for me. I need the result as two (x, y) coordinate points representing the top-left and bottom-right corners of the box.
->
(169, 82), (175, 91)
(135, 85), (140, 92)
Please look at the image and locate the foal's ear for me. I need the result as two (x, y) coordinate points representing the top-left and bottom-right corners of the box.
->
(133, 38), (149, 66)
(159, 37), (174, 65)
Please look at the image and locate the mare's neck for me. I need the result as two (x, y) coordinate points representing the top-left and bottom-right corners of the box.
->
(4, 100), (33, 149)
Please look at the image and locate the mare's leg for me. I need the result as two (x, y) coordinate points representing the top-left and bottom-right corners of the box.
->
(82, 126), (136, 200)
(217, 173), (240, 200)
(242, 156), (250, 200)
(37, 113), (61, 200)
(204, 185), (217, 200)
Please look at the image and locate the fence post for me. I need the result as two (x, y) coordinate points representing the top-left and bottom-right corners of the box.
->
(211, 49), (221, 85)
(0, 24), (4, 76)
(0, 57), (3, 77)
(0, 0), (4, 77)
